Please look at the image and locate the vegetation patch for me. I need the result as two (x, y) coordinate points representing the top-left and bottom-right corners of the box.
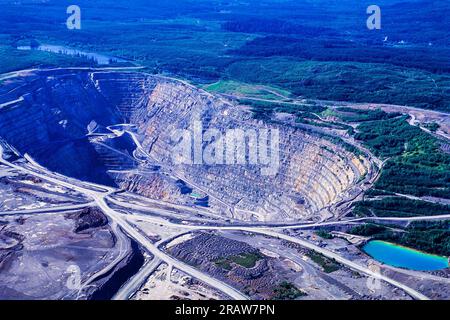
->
(242, 99), (326, 118)
(307, 252), (340, 273)
(0, 46), (99, 73)
(203, 80), (292, 100)
(214, 252), (263, 270)
(354, 116), (423, 158)
(352, 198), (450, 218)
(214, 258), (232, 271)
(230, 252), (263, 268)
(335, 107), (401, 123)
(353, 116), (450, 199)
(226, 59), (450, 112)
(423, 122), (440, 133)
(315, 230), (334, 239)
(272, 281), (307, 300)
(349, 224), (389, 237)
(352, 221), (450, 256)
(392, 221), (450, 256)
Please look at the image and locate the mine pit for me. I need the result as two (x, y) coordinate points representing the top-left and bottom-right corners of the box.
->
(0, 69), (372, 223)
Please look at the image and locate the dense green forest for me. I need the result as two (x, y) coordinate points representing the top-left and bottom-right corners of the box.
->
(336, 108), (402, 123)
(350, 221), (450, 256)
(348, 113), (450, 199)
(353, 198), (450, 218)
(0, 0), (449, 111)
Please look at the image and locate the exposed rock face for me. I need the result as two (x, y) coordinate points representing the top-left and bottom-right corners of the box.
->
(71, 207), (109, 233)
(117, 172), (181, 201)
(0, 69), (371, 222)
(92, 71), (371, 222)
(0, 71), (123, 186)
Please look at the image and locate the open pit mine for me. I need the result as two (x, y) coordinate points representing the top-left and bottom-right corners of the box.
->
(0, 68), (437, 300)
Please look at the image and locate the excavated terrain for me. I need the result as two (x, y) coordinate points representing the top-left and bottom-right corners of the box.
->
(166, 232), (281, 300)
(0, 69), (371, 223)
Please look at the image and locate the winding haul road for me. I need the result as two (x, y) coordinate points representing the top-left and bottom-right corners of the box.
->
(124, 213), (430, 300)
(0, 143), (436, 300)
(0, 145), (248, 300)
(0, 202), (93, 216)
(93, 195), (249, 300)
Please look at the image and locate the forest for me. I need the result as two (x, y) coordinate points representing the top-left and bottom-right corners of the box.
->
(350, 221), (450, 256)
(0, 0), (449, 111)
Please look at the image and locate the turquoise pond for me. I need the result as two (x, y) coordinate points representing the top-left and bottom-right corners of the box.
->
(363, 240), (449, 271)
